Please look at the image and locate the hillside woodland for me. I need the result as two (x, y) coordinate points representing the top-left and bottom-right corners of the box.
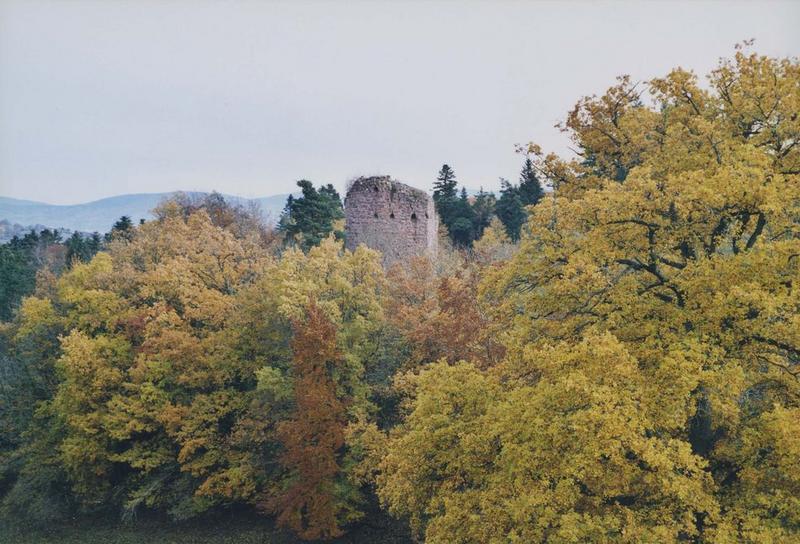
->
(1, 49), (798, 543)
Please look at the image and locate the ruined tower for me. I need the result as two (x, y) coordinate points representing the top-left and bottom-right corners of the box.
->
(344, 176), (438, 266)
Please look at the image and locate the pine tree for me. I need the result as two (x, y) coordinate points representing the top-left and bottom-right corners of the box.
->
(471, 188), (496, 241)
(0, 230), (65, 320)
(432, 166), (481, 247)
(279, 180), (344, 250)
(106, 216), (134, 242)
(432, 164), (458, 203)
(432, 165), (458, 244)
(65, 233), (89, 266)
(518, 157), (544, 206)
(65, 232), (103, 267)
(447, 187), (476, 247)
(495, 179), (526, 241)
(278, 195), (296, 233)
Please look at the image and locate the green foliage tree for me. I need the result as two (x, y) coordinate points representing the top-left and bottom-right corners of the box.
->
(1, 193), (385, 539)
(518, 156), (544, 206)
(64, 232), (102, 266)
(432, 166), (486, 247)
(279, 181), (344, 251)
(470, 188), (496, 241)
(0, 231), (65, 321)
(494, 179), (526, 241)
(432, 165), (459, 242)
(446, 188), (476, 247)
(432, 164), (458, 203)
(105, 215), (134, 242)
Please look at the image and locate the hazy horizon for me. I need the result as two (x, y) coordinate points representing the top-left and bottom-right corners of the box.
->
(1, 0), (798, 205)
(0, 189), (293, 206)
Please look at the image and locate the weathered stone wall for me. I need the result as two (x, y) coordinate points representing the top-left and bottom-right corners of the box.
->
(344, 176), (437, 266)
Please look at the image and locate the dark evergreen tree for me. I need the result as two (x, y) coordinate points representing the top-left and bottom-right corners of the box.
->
(447, 187), (477, 247)
(36, 229), (61, 246)
(279, 180), (344, 251)
(105, 216), (134, 242)
(518, 157), (544, 207)
(0, 230), (64, 321)
(65, 232), (103, 267)
(0, 242), (34, 321)
(495, 179), (526, 241)
(112, 216), (133, 233)
(432, 164), (458, 203)
(432, 165), (481, 247)
(89, 232), (102, 252)
(318, 184), (344, 210)
(278, 195), (294, 241)
(432, 165), (459, 238)
(471, 188), (496, 240)
(65, 233), (85, 266)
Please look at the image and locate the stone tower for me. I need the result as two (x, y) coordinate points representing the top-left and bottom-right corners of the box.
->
(344, 176), (438, 266)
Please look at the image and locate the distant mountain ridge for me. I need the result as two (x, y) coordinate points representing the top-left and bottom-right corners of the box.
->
(0, 219), (76, 244)
(0, 192), (293, 235)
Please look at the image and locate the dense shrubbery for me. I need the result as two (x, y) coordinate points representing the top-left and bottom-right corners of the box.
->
(1, 49), (798, 542)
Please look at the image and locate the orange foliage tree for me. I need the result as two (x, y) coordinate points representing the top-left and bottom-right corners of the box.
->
(270, 301), (350, 540)
(386, 256), (503, 370)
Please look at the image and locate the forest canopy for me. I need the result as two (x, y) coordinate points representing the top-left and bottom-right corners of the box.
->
(1, 47), (798, 543)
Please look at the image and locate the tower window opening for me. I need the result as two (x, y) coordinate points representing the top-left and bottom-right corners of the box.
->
(411, 213), (417, 220)
(390, 212), (395, 219)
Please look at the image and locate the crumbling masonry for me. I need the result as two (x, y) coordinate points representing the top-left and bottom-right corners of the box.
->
(344, 176), (438, 266)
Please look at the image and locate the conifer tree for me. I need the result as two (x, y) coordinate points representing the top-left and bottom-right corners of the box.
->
(432, 164), (458, 203)
(279, 180), (344, 251)
(0, 230), (65, 320)
(518, 157), (544, 206)
(447, 187), (477, 247)
(432, 165), (460, 245)
(471, 188), (496, 240)
(64, 232), (102, 266)
(105, 215), (134, 242)
(494, 179), (526, 241)
(432, 165), (459, 237)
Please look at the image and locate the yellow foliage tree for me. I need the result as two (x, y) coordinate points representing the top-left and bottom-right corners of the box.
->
(378, 48), (800, 542)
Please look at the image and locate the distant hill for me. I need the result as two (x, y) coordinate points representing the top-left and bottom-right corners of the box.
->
(0, 192), (292, 235)
(0, 219), (76, 244)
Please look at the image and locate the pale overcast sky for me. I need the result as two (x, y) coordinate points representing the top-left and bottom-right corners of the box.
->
(0, 0), (798, 204)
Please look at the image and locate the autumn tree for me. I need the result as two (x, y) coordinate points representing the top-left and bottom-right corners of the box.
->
(0, 197), (276, 522)
(376, 48), (800, 542)
(269, 302), (350, 539)
(385, 256), (503, 371)
(232, 236), (387, 537)
(472, 216), (516, 265)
